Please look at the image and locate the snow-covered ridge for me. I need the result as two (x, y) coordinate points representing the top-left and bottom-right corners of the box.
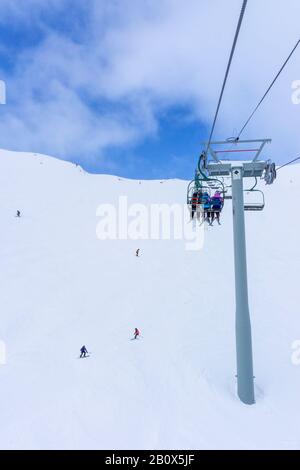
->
(0, 149), (299, 450)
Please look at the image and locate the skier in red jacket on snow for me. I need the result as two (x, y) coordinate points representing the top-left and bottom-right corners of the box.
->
(134, 328), (140, 340)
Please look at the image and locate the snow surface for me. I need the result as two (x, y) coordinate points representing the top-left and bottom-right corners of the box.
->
(0, 149), (299, 450)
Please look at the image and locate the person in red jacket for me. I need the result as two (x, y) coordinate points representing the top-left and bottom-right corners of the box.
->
(190, 192), (198, 219)
(134, 328), (140, 340)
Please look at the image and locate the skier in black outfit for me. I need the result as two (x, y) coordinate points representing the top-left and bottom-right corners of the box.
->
(16, 210), (21, 217)
(80, 345), (88, 358)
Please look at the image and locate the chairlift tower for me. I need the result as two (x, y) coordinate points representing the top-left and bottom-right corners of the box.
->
(201, 138), (276, 405)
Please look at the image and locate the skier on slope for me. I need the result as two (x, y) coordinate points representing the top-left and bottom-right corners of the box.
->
(133, 328), (140, 340)
(80, 345), (88, 358)
(136, 249), (140, 257)
(16, 210), (21, 217)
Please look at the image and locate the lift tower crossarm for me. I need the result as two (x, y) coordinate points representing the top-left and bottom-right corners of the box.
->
(202, 139), (272, 164)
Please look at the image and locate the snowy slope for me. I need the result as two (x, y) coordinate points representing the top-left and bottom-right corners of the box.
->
(0, 149), (299, 450)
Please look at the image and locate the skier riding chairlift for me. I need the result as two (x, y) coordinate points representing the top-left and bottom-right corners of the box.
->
(210, 191), (223, 225)
(190, 192), (198, 220)
(200, 192), (211, 224)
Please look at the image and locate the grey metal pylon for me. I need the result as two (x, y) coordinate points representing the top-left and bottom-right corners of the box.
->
(231, 165), (255, 404)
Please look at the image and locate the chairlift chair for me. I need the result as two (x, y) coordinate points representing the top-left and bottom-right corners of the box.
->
(243, 189), (265, 211)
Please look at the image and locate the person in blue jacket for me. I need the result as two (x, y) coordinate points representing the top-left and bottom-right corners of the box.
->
(80, 345), (88, 358)
(210, 191), (224, 225)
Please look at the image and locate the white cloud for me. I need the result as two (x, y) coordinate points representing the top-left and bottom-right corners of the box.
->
(0, 0), (299, 168)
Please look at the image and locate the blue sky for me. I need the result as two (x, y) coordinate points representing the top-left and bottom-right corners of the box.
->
(0, 0), (299, 179)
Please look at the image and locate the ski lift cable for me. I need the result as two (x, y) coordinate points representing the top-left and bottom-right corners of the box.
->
(237, 39), (300, 138)
(277, 156), (300, 171)
(205, 0), (248, 155)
